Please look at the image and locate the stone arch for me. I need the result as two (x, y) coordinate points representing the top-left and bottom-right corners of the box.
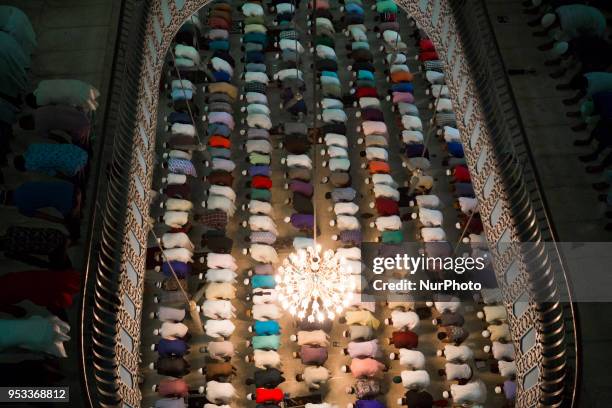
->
(81, 1), (577, 407)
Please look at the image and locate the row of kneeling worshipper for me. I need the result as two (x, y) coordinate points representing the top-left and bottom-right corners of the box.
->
(0, 6), (101, 378)
(522, 1), (612, 230)
(145, 3), (245, 407)
(241, 0), (290, 406)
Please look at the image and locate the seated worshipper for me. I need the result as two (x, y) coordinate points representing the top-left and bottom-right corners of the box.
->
(296, 366), (330, 389)
(410, 208), (443, 227)
(150, 356), (190, 377)
(152, 306), (186, 322)
(370, 215), (402, 231)
(205, 319), (235, 338)
(397, 389), (438, 407)
(340, 310), (380, 329)
(347, 379), (382, 399)
(0, 226), (71, 269)
(248, 275), (276, 289)
(0, 269), (79, 318)
(203, 340), (234, 361)
(203, 194), (236, 217)
(285, 213), (315, 231)
(343, 324), (374, 341)
(433, 311), (465, 328)
(477, 305), (507, 324)
(0, 315), (71, 358)
(482, 323), (511, 342)
(247, 388), (284, 404)
(244, 243), (278, 263)
(562, 71), (612, 106)
(439, 362), (473, 382)
(154, 321), (189, 340)
(26, 79), (100, 111)
(199, 362), (236, 380)
(205, 381), (236, 404)
(19, 106), (91, 148)
(437, 325), (469, 345)
(246, 368), (286, 388)
(249, 320), (281, 336)
(248, 304), (281, 321)
(388, 330), (418, 349)
(392, 370), (431, 391)
(246, 349), (282, 369)
(174, 43), (201, 67)
(437, 344), (474, 363)
(154, 378), (189, 398)
(1, 181), (81, 238)
(290, 330), (330, 347)
(384, 310), (420, 331)
(536, 4), (606, 49)
(161, 232), (194, 252)
(297, 318), (333, 333)
(484, 341), (515, 361)
(343, 339), (381, 358)
(332, 229), (363, 245)
(201, 300), (235, 319)
(442, 380), (487, 405)
(420, 227), (446, 242)
(389, 349), (426, 370)
(244, 215), (278, 235)
(294, 344), (329, 365)
(203, 266), (237, 283)
(341, 358), (387, 377)
(245, 230), (277, 245)
(12, 142), (88, 182)
(330, 214), (360, 229)
(205, 282), (237, 300)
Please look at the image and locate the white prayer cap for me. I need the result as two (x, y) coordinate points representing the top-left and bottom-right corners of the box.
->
(541, 13), (556, 28)
(552, 41), (569, 56)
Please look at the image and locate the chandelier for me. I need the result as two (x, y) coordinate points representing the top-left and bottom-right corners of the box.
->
(276, 245), (355, 322)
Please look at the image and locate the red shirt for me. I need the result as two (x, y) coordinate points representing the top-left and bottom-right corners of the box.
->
(157, 378), (189, 397)
(452, 165), (470, 183)
(419, 38), (435, 52)
(419, 50), (438, 61)
(209, 135), (231, 149)
(252, 175), (272, 189)
(209, 17), (230, 30)
(356, 87), (378, 99)
(391, 330), (418, 349)
(256, 388), (283, 403)
(375, 197), (399, 216)
(0, 269), (80, 309)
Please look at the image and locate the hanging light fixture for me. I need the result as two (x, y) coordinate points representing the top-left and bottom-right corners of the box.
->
(276, 245), (355, 322)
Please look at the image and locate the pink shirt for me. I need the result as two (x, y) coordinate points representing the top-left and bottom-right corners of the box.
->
(350, 358), (385, 377)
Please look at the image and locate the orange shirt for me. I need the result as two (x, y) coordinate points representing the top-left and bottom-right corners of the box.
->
(390, 71), (413, 83)
(368, 161), (390, 174)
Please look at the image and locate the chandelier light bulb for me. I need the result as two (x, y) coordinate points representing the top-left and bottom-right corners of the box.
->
(276, 246), (353, 322)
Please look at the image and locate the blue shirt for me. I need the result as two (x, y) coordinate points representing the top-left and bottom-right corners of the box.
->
(157, 338), (188, 357)
(356, 400), (385, 408)
(447, 141), (464, 158)
(24, 143), (88, 176)
(14, 181), (74, 217)
(251, 275), (276, 289)
(171, 88), (193, 102)
(253, 320), (280, 335)
(168, 111), (192, 124)
(162, 261), (191, 279)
